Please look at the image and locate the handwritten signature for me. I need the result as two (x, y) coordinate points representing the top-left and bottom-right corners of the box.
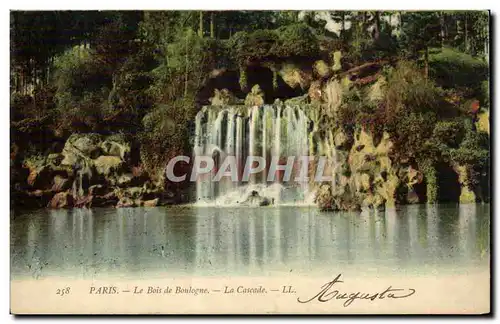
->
(297, 274), (416, 307)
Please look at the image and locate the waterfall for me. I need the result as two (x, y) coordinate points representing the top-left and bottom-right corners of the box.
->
(193, 104), (314, 205)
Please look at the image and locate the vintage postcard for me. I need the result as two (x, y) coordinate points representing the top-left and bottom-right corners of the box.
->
(10, 10), (490, 314)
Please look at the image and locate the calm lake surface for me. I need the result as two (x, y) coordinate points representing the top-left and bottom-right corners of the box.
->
(11, 204), (490, 279)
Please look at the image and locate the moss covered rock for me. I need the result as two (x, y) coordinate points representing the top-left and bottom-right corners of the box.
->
(244, 84), (265, 106)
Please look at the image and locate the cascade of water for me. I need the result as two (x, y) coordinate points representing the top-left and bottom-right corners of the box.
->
(248, 106), (260, 184)
(223, 109), (236, 195)
(193, 104), (325, 205)
(235, 113), (243, 184)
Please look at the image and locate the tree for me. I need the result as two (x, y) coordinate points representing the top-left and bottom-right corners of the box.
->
(400, 12), (441, 78)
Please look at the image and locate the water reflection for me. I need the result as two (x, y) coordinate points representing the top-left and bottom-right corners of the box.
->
(10, 204), (490, 279)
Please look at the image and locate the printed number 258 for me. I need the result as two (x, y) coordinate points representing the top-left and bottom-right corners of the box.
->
(56, 287), (70, 296)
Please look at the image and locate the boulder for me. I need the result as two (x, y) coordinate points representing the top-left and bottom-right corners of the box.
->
(94, 156), (124, 177)
(68, 134), (102, 157)
(123, 187), (144, 199)
(308, 80), (323, 103)
(362, 194), (386, 211)
(244, 85), (265, 106)
(209, 89), (239, 106)
(88, 184), (108, 196)
(143, 198), (159, 207)
(61, 134), (103, 166)
(278, 63), (312, 89)
(117, 173), (133, 187)
(315, 184), (336, 211)
(241, 190), (273, 207)
(52, 175), (71, 192)
(92, 191), (118, 207)
(332, 51), (342, 71)
(48, 192), (73, 209)
(314, 60), (332, 78)
(74, 194), (94, 208)
(100, 135), (131, 161)
(116, 197), (135, 208)
(47, 153), (64, 166)
(334, 130), (348, 149)
(27, 165), (53, 189)
(353, 173), (372, 192)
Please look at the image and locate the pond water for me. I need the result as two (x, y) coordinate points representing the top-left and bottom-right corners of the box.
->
(10, 204), (490, 279)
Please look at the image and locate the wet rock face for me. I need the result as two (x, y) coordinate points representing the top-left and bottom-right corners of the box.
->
(13, 133), (177, 209)
(313, 127), (433, 212)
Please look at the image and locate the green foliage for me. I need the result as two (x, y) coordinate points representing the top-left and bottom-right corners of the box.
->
(53, 47), (109, 100)
(451, 126), (489, 193)
(431, 120), (465, 148)
(429, 47), (489, 89)
(52, 47), (110, 132)
(139, 97), (195, 175)
(336, 88), (363, 138)
(451, 128), (489, 167)
(382, 62), (447, 159)
(239, 66), (248, 90)
(274, 23), (319, 57)
(229, 30), (278, 65)
(272, 68), (278, 90)
(150, 29), (223, 102)
(400, 12), (441, 55)
(105, 48), (155, 123)
(337, 63), (450, 161)
(420, 162), (438, 203)
(479, 80), (490, 109)
(229, 23), (319, 66)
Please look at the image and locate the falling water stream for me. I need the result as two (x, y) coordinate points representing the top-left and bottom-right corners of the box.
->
(193, 104), (317, 205)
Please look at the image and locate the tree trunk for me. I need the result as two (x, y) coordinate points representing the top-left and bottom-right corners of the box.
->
(373, 11), (381, 41)
(341, 12), (345, 38)
(424, 46), (429, 79)
(20, 72), (23, 95)
(198, 11), (203, 37)
(184, 36), (189, 97)
(464, 13), (469, 52)
(46, 58), (50, 85)
(484, 19), (489, 62)
(32, 63), (37, 114)
(440, 12), (445, 47)
(210, 12), (215, 38)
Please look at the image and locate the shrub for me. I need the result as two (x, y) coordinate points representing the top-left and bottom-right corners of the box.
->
(451, 130), (489, 167)
(382, 62), (446, 160)
(229, 24), (319, 66)
(229, 30), (278, 65)
(53, 47), (111, 133)
(429, 47), (489, 89)
(431, 120), (466, 148)
(274, 23), (319, 58)
(104, 49), (155, 125)
(139, 97), (195, 178)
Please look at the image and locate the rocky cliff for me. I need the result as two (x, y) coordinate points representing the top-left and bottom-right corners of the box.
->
(11, 133), (188, 209)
